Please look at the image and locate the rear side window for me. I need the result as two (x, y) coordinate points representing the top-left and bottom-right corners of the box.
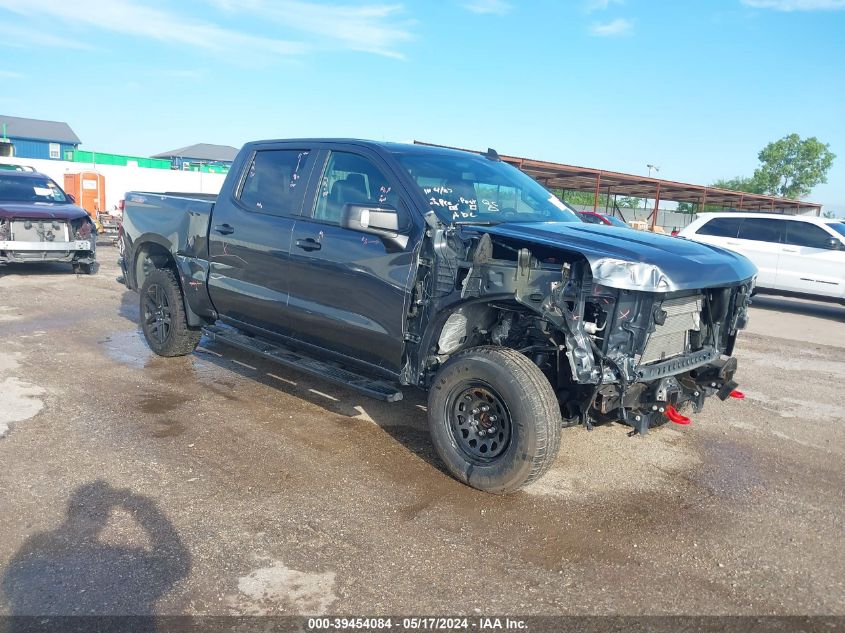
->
(737, 218), (783, 244)
(784, 221), (835, 249)
(696, 217), (741, 238)
(237, 149), (311, 216)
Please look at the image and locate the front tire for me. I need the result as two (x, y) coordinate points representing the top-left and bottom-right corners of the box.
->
(427, 346), (562, 494)
(140, 268), (201, 357)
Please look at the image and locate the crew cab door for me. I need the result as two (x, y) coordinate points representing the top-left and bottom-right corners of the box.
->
(286, 148), (422, 377)
(207, 145), (317, 334)
(776, 220), (845, 299)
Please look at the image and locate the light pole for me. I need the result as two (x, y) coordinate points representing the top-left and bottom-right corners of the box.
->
(644, 164), (660, 210)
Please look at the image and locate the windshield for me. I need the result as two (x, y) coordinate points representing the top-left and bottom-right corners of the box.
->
(606, 215), (629, 228)
(577, 212), (604, 224)
(394, 151), (580, 225)
(0, 175), (68, 203)
(827, 222), (845, 238)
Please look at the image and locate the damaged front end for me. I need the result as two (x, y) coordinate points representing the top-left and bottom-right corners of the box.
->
(407, 223), (755, 436)
(0, 215), (97, 265)
(541, 258), (752, 435)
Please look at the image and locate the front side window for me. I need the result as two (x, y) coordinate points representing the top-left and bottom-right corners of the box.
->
(737, 218), (783, 243)
(312, 152), (399, 224)
(696, 217), (742, 238)
(394, 151), (579, 225)
(784, 221), (834, 249)
(0, 175), (68, 203)
(826, 222), (845, 239)
(237, 149), (310, 216)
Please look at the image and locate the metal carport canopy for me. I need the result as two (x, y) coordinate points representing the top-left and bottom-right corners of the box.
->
(413, 141), (822, 216)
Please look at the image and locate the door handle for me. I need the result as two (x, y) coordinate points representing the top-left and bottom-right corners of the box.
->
(213, 223), (234, 235)
(782, 248), (798, 253)
(296, 238), (322, 252)
(726, 240), (741, 245)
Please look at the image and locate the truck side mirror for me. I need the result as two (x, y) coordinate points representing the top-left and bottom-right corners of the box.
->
(341, 203), (408, 250)
(826, 237), (843, 250)
(67, 193), (76, 203)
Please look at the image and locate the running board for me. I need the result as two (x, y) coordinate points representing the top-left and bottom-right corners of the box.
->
(201, 324), (403, 402)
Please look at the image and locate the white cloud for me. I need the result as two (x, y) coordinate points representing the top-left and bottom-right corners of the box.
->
(741, 0), (845, 9)
(463, 0), (512, 14)
(0, 0), (307, 58)
(0, 70), (21, 78)
(209, 1), (414, 58)
(590, 18), (633, 36)
(584, 0), (624, 12)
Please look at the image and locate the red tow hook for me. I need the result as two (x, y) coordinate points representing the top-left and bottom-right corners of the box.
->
(665, 405), (691, 425)
(730, 390), (746, 400)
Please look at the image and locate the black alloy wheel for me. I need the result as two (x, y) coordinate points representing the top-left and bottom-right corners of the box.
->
(144, 282), (172, 346)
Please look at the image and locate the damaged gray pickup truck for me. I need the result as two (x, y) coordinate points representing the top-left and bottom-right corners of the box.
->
(119, 140), (756, 493)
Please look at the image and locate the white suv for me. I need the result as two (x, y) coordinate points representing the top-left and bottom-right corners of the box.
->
(679, 213), (845, 304)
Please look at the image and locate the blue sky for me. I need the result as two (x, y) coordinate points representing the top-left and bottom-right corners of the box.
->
(1, 0), (844, 212)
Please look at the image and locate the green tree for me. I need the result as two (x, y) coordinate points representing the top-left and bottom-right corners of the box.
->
(557, 189), (615, 208)
(560, 190), (597, 206)
(711, 175), (764, 194)
(617, 196), (642, 209)
(751, 134), (836, 199)
(711, 134), (835, 200)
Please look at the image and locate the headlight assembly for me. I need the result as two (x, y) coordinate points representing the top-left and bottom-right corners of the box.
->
(591, 258), (671, 292)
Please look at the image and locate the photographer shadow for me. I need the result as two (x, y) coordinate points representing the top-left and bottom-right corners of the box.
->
(2, 480), (190, 624)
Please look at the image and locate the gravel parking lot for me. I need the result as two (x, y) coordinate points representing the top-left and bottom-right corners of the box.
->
(1, 245), (843, 616)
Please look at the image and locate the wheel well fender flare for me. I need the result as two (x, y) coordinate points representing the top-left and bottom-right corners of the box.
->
(132, 236), (204, 327)
(417, 296), (545, 372)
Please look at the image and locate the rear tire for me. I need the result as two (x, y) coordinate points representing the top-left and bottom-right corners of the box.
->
(427, 346), (562, 494)
(140, 268), (201, 357)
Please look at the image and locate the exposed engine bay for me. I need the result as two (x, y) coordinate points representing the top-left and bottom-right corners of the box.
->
(405, 224), (754, 436)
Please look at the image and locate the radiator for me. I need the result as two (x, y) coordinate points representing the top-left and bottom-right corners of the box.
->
(640, 295), (702, 364)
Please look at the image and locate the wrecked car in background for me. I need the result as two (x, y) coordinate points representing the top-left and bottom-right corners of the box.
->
(119, 140), (756, 493)
(0, 170), (97, 274)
